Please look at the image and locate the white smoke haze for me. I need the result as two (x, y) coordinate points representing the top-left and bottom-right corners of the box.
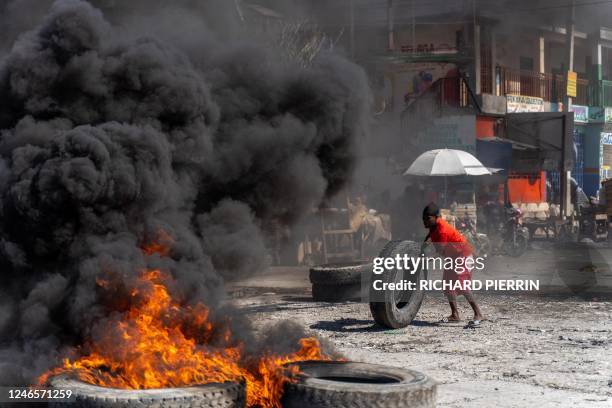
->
(0, 0), (371, 384)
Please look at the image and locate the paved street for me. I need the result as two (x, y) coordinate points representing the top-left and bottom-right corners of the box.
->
(231, 244), (612, 407)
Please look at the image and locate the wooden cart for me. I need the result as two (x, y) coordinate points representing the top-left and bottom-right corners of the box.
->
(318, 207), (364, 264)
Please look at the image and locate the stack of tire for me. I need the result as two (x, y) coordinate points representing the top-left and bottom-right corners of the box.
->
(309, 261), (372, 302)
(50, 361), (437, 408)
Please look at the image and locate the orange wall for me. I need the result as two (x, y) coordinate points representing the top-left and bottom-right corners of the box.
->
(476, 116), (496, 139)
(508, 172), (546, 203)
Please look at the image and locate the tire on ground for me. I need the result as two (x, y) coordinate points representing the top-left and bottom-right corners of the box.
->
(309, 262), (372, 285)
(48, 375), (246, 408)
(311, 282), (361, 302)
(282, 361), (436, 408)
(309, 262), (371, 302)
(369, 240), (427, 329)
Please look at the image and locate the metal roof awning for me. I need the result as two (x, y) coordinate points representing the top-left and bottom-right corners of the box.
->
(364, 52), (471, 65)
(477, 136), (538, 150)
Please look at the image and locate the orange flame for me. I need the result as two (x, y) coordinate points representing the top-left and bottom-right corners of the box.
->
(141, 230), (174, 257)
(38, 238), (333, 407)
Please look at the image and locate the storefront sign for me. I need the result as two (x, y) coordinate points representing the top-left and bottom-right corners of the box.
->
(601, 133), (612, 145)
(601, 133), (612, 181)
(605, 107), (612, 123)
(567, 71), (577, 97)
(506, 94), (544, 113)
(571, 105), (588, 123)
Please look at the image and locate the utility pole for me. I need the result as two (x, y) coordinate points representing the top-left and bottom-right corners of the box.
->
(564, 0), (576, 112)
(561, 0), (575, 218)
(473, 0), (481, 94)
(387, 0), (395, 51)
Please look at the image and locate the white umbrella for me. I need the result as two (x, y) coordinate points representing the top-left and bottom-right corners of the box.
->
(403, 149), (500, 206)
(403, 149), (496, 176)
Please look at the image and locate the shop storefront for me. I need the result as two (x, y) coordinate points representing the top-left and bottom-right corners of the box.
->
(597, 107), (612, 195)
(571, 105), (588, 190)
(569, 105), (605, 197)
(600, 132), (612, 181)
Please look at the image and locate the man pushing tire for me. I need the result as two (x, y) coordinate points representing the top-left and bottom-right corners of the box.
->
(422, 202), (485, 326)
(369, 202), (484, 329)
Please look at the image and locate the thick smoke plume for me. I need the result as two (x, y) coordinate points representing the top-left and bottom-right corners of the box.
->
(0, 0), (370, 384)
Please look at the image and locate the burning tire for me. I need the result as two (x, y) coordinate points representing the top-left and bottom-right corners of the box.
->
(281, 361), (436, 408)
(48, 375), (246, 407)
(309, 262), (371, 302)
(369, 240), (427, 328)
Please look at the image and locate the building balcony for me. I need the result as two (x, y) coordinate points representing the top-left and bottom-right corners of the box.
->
(494, 67), (590, 107)
(491, 66), (612, 109)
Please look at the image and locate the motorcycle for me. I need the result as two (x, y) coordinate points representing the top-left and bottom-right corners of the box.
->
(577, 197), (608, 242)
(456, 215), (491, 258)
(501, 207), (529, 257)
(483, 203), (529, 257)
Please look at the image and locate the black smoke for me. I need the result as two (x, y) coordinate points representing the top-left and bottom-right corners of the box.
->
(0, 0), (370, 384)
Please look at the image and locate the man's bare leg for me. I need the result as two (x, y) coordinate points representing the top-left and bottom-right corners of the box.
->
(463, 291), (484, 321)
(446, 292), (461, 321)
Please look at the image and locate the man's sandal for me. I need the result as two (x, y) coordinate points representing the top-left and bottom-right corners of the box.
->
(464, 320), (481, 329)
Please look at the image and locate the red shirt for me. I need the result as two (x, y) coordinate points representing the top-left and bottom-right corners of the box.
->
(428, 218), (473, 258)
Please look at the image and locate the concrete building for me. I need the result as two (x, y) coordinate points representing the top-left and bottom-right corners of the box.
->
(285, 0), (612, 210)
